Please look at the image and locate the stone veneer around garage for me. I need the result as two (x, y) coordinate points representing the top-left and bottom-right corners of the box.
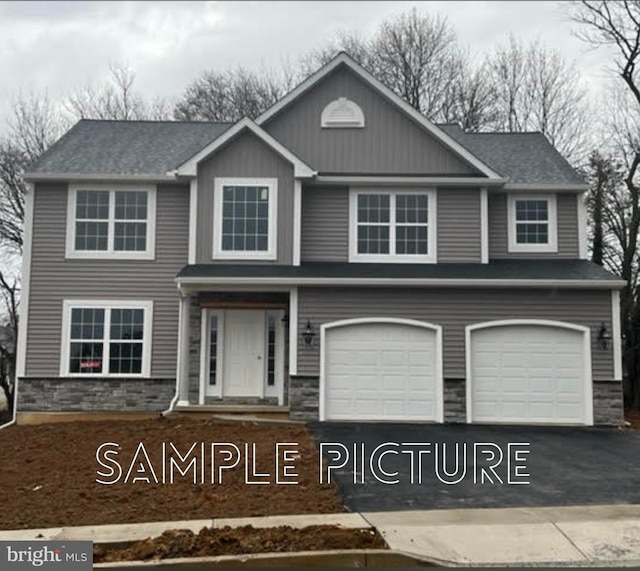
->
(289, 376), (625, 426)
(17, 378), (176, 411)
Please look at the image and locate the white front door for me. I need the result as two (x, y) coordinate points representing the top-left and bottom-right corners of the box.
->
(222, 310), (265, 397)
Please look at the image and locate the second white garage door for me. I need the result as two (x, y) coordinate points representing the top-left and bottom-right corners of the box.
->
(321, 319), (442, 422)
(468, 321), (592, 425)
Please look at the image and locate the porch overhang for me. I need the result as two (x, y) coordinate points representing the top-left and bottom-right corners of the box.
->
(175, 260), (625, 291)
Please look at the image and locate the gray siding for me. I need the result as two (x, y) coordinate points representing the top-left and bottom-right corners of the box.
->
(437, 188), (482, 262)
(264, 66), (479, 175)
(300, 186), (482, 263)
(297, 287), (613, 380)
(489, 193), (580, 259)
(196, 131), (294, 264)
(301, 186), (349, 262)
(26, 182), (188, 378)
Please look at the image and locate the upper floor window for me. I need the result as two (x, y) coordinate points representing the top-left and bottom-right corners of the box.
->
(213, 178), (278, 260)
(349, 189), (437, 263)
(66, 185), (156, 259)
(60, 300), (153, 377)
(507, 194), (557, 253)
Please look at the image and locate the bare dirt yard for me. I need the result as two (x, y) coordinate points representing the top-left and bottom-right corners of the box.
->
(94, 525), (386, 563)
(0, 416), (344, 530)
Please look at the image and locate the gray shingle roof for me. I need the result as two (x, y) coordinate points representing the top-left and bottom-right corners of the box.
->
(177, 259), (621, 283)
(29, 118), (584, 186)
(438, 124), (584, 185)
(28, 120), (231, 175)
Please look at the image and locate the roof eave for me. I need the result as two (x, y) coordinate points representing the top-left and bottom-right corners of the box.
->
(503, 183), (589, 192)
(314, 175), (508, 187)
(174, 276), (626, 290)
(24, 172), (178, 183)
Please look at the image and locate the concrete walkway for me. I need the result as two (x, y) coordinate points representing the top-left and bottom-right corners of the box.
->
(1, 505), (640, 566)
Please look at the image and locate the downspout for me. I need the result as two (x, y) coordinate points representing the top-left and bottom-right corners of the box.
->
(161, 285), (184, 417)
(162, 169), (187, 416)
(0, 382), (18, 430)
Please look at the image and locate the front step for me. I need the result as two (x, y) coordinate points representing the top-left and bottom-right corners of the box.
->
(171, 404), (290, 422)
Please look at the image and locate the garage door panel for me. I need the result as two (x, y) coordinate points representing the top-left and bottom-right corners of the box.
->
(470, 324), (588, 425)
(324, 322), (440, 422)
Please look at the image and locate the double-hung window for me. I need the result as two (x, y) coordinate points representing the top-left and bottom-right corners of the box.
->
(61, 300), (153, 377)
(507, 194), (557, 253)
(349, 189), (436, 262)
(213, 178), (278, 260)
(67, 185), (156, 259)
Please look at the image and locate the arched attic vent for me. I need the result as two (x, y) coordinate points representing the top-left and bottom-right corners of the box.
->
(320, 97), (365, 128)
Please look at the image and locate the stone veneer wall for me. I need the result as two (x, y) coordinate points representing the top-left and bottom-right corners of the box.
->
(17, 378), (175, 411)
(593, 380), (624, 426)
(443, 379), (466, 423)
(188, 297), (202, 404)
(289, 376), (625, 426)
(289, 376), (320, 421)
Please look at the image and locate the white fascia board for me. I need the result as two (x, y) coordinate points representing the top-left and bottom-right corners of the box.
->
(175, 276), (626, 289)
(24, 172), (177, 183)
(503, 183), (589, 192)
(315, 176), (507, 187)
(15, 183), (34, 379)
(255, 53), (501, 179)
(480, 188), (489, 264)
(612, 290), (623, 381)
(176, 117), (316, 178)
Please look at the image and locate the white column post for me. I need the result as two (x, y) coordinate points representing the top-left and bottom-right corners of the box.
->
(177, 293), (191, 405)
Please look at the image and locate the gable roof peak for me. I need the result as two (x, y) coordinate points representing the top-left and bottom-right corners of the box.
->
(175, 116), (315, 178)
(255, 52), (501, 179)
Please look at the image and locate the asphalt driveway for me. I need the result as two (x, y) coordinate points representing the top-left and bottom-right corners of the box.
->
(310, 422), (640, 512)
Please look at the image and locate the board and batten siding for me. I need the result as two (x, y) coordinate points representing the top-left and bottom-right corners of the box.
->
(296, 287), (613, 380)
(489, 193), (580, 258)
(263, 65), (479, 175)
(300, 186), (482, 263)
(26, 182), (189, 378)
(301, 186), (349, 262)
(196, 131), (294, 264)
(437, 188), (482, 262)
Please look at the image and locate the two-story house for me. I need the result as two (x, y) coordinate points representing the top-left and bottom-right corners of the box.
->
(17, 53), (624, 426)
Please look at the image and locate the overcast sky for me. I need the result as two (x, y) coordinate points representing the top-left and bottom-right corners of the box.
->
(0, 1), (618, 128)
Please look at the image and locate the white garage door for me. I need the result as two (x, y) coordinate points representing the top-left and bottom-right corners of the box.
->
(469, 323), (591, 425)
(322, 320), (442, 422)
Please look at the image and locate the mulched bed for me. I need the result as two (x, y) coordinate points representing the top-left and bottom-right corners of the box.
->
(0, 417), (344, 530)
(94, 525), (386, 563)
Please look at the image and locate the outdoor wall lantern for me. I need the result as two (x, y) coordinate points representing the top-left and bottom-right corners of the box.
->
(302, 319), (316, 346)
(598, 322), (612, 350)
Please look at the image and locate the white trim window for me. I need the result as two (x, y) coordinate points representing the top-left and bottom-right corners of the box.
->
(66, 184), (156, 259)
(213, 178), (278, 260)
(507, 194), (557, 253)
(60, 300), (153, 377)
(349, 189), (437, 263)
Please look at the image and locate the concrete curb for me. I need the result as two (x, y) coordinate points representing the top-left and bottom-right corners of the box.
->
(93, 549), (436, 568)
(2, 505), (640, 567)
